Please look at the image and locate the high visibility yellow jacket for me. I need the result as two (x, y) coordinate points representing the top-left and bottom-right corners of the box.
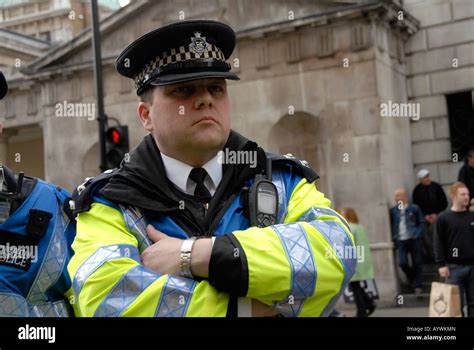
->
(67, 132), (355, 317)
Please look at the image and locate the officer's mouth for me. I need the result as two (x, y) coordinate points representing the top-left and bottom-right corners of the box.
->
(193, 116), (218, 125)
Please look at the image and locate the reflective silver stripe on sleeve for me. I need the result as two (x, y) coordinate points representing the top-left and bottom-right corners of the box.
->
(27, 201), (69, 303)
(310, 220), (356, 316)
(0, 293), (28, 316)
(120, 205), (153, 253)
(29, 300), (70, 317)
(94, 265), (160, 317)
(309, 220), (356, 280)
(73, 244), (140, 297)
(271, 222), (316, 317)
(298, 207), (351, 232)
(0, 293), (70, 317)
(154, 275), (196, 317)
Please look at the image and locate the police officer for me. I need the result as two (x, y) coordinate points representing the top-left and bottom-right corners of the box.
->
(67, 20), (355, 317)
(0, 73), (75, 317)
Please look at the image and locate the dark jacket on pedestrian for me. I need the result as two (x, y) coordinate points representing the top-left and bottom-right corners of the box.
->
(434, 209), (474, 267)
(412, 181), (448, 216)
(390, 204), (426, 241)
(458, 163), (474, 200)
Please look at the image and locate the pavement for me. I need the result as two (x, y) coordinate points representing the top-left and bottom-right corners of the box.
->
(335, 302), (430, 317)
(333, 306), (429, 317)
(335, 289), (432, 317)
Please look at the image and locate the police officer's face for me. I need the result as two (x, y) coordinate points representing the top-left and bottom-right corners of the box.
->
(139, 78), (230, 162)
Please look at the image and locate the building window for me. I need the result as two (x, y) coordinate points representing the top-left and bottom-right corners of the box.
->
(351, 23), (372, 52)
(256, 42), (269, 70)
(71, 79), (82, 102)
(287, 36), (301, 63)
(38, 31), (51, 42)
(42, 84), (56, 107)
(317, 27), (334, 58)
(27, 92), (37, 115)
(446, 91), (474, 160)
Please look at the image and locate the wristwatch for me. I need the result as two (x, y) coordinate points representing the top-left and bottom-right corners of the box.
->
(180, 237), (197, 278)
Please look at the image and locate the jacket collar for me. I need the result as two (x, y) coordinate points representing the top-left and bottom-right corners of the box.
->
(160, 152), (222, 195)
(100, 130), (265, 213)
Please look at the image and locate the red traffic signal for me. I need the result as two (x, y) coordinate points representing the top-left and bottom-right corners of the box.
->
(111, 129), (120, 145)
(105, 126), (129, 168)
(106, 126), (127, 146)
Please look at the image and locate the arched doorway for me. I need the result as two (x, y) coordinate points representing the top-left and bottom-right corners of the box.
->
(268, 112), (328, 193)
(2, 124), (45, 179)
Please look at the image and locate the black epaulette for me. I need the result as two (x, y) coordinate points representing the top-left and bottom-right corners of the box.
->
(69, 168), (119, 218)
(266, 152), (319, 183)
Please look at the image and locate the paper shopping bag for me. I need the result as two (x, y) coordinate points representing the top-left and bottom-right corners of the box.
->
(429, 282), (462, 317)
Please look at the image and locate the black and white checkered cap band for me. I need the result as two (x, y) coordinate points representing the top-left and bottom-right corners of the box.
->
(134, 43), (226, 88)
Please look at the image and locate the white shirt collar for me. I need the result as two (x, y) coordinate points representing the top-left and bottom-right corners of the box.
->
(200, 153), (222, 193)
(160, 153), (222, 196)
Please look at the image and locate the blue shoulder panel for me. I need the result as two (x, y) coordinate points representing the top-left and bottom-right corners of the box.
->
(0, 179), (75, 316)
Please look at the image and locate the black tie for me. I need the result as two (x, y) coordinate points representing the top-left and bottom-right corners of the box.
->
(189, 168), (212, 200)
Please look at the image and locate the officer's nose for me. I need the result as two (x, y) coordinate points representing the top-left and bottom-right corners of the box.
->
(193, 87), (213, 110)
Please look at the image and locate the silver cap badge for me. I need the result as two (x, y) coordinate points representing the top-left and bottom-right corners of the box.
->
(189, 31), (209, 56)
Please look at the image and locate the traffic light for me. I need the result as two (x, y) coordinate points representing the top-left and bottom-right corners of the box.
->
(105, 125), (129, 168)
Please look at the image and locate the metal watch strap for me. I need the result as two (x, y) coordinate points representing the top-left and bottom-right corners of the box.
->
(180, 237), (197, 278)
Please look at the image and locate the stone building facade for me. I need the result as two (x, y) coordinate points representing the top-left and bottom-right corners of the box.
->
(0, 0), (113, 43)
(404, 0), (474, 195)
(0, 0), (473, 304)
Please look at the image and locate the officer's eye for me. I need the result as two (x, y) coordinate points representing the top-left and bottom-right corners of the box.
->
(172, 85), (195, 96)
(208, 84), (225, 94)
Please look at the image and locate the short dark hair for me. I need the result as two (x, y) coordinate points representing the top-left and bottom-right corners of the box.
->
(467, 148), (474, 158)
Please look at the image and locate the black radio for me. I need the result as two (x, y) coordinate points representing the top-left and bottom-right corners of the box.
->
(248, 158), (278, 228)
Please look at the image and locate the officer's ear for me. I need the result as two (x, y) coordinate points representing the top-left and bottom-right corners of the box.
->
(138, 87), (155, 131)
(138, 101), (153, 131)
